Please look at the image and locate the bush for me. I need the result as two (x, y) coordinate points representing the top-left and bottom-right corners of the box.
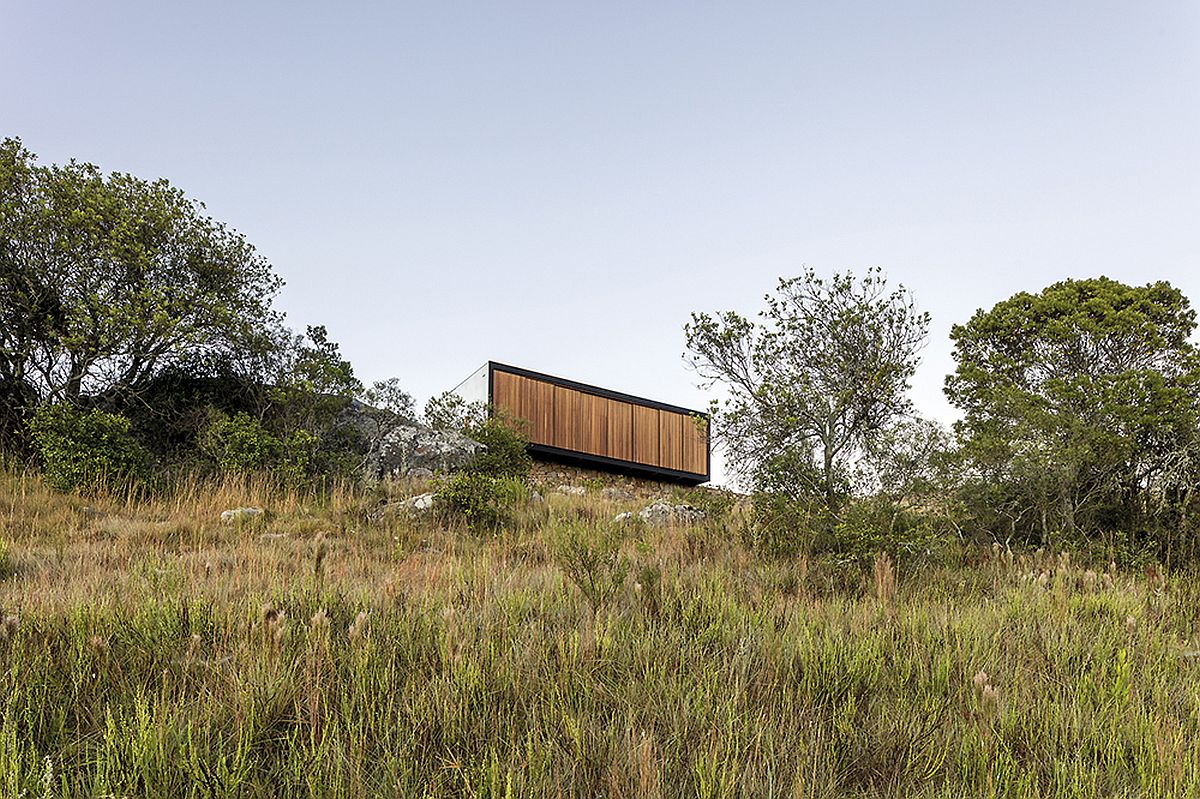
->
(26, 404), (152, 492)
(198, 410), (325, 484)
(281, 428), (320, 483)
(745, 491), (822, 557)
(550, 520), (629, 610)
(678, 486), (739, 525)
(464, 414), (531, 480)
(825, 498), (954, 564)
(198, 410), (283, 473)
(436, 471), (528, 532)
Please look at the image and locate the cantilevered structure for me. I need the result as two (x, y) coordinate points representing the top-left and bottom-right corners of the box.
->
(453, 362), (710, 485)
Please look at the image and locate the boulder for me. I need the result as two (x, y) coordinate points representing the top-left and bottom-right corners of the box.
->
(365, 423), (486, 481)
(221, 507), (264, 524)
(636, 501), (706, 526)
(403, 492), (437, 512)
(337, 400), (486, 481)
(374, 492), (437, 520)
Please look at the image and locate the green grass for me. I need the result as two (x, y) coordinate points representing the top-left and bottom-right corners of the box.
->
(1, 469), (1199, 797)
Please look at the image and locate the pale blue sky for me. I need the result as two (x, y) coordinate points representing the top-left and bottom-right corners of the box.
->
(5, 2), (1199, 480)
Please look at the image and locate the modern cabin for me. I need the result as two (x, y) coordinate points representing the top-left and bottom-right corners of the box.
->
(453, 362), (710, 485)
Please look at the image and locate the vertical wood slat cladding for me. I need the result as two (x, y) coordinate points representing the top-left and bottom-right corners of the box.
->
(489, 366), (707, 478)
(682, 414), (708, 475)
(658, 411), (683, 471)
(578, 392), (608, 457)
(606, 399), (633, 461)
(491, 370), (524, 433)
(532, 380), (556, 445)
(552, 386), (578, 451)
(632, 405), (660, 466)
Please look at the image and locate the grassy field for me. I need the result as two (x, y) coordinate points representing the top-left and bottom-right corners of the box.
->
(1, 469), (1199, 798)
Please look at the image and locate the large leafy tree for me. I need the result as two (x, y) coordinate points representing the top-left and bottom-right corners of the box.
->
(686, 268), (929, 513)
(0, 137), (282, 445)
(946, 277), (1200, 547)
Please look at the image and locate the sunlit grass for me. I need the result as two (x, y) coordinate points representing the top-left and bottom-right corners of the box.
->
(1, 468), (1199, 797)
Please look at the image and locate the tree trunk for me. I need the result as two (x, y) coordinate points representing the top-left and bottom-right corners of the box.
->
(822, 442), (837, 517)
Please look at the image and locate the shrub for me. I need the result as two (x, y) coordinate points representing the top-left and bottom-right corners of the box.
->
(26, 404), (152, 492)
(198, 410), (283, 473)
(281, 428), (320, 483)
(550, 520), (629, 611)
(464, 414), (531, 480)
(436, 471), (528, 532)
(825, 498), (954, 564)
(745, 491), (821, 557)
(679, 486), (739, 525)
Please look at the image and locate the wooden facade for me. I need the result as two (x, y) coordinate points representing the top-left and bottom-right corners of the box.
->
(486, 363), (709, 484)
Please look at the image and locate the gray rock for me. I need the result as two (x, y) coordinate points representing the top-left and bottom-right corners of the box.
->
(636, 501), (706, 526)
(613, 511), (634, 523)
(221, 507), (264, 524)
(366, 423), (486, 481)
(556, 485), (586, 497)
(404, 492), (437, 512)
(529, 490), (544, 504)
(372, 492), (437, 521)
(601, 486), (635, 501)
(408, 467), (435, 481)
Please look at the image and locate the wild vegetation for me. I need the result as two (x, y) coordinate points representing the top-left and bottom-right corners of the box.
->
(3, 469), (1200, 798)
(6, 142), (1200, 796)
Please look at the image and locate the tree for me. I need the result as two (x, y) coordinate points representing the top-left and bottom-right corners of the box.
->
(945, 276), (1200, 547)
(269, 325), (362, 432)
(26, 403), (151, 491)
(423, 390), (485, 432)
(0, 137), (282, 442)
(686, 268), (929, 514)
(859, 415), (955, 508)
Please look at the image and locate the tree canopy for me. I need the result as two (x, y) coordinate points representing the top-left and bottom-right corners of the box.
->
(0, 137), (282, 444)
(946, 276), (1200, 549)
(686, 268), (929, 512)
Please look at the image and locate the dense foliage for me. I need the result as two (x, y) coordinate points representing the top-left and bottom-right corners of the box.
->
(25, 404), (151, 491)
(0, 137), (281, 443)
(435, 415), (534, 531)
(0, 140), (377, 483)
(946, 277), (1200, 562)
(686, 268), (929, 515)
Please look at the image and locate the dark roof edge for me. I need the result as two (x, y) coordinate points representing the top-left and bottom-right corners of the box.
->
(488, 361), (709, 418)
(528, 443), (709, 485)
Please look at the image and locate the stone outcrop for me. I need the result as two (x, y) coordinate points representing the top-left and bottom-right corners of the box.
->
(363, 422), (485, 481)
(338, 399), (486, 481)
(615, 501), (707, 526)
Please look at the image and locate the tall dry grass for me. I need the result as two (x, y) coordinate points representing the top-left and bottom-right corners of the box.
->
(1, 468), (1199, 797)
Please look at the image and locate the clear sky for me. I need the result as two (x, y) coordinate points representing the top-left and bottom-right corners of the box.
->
(5, 1), (1199, 481)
